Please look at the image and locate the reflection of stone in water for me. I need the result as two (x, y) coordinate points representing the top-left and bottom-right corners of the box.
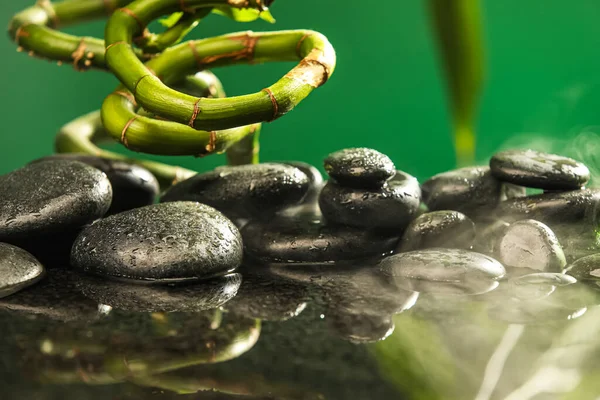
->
(76, 272), (242, 313)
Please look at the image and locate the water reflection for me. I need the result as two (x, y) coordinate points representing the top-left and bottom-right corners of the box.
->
(3, 260), (600, 399)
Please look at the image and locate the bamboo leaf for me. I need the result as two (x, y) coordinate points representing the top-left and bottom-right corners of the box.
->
(159, 12), (184, 28)
(212, 7), (276, 23)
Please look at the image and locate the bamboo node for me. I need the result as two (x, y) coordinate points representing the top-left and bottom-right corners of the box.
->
(261, 88), (279, 121)
(188, 98), (202, 127)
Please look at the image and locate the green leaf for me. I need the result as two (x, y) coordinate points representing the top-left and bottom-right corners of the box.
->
(159, 12), (184, 28)
(212, 7), (276, 23)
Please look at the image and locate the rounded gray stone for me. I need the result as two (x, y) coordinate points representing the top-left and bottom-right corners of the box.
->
(0, 243), (45, 298)
(0, 160), (112, 239)
(71, 202), (243, 282)
(399, 210), (475, 252)
(497, 220), (566, 273)
(490, 149), (590, 190)
(323, 147), (395, 188)
(32, 155), (159, 215)
(564, 253), (600, 282)
(509, 272), (577, 300)
(318, 170), (421, 231)
(160, 163), (309, 220)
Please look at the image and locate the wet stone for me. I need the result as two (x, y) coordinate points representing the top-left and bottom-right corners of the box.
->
(421, 166), (503, 217)
(0, 243), (45, 299)
(398, 210), (475, 252)
(76, 273), (241, 313)
(0, 160), (112, 239)
(71, 202), (243, 282)
(318, 170), (421, 231)
(509, 273), (577, 301)
(161, 163), (309, 220)
(497, 219), (566, 272)
(32, 155), (159, 215)
(242, 212), (399, 263)
(323, 147), (396, 188)
(379, 248), (506, 295)
(563, 253), (600, 282)
(490, 149), (590, 190)
(472, 218), (510, 256)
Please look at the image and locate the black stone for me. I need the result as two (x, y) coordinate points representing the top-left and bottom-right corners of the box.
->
(161, 163), (309, 220)
(398, 210), (475, 252)
(318, 170), (421, 231)
(379, 248), (506, 295)
(564, 253), (600, 282)
(497, 219), (566, 272)
(323, 147), (395, 188)
(0, 243), (45, 298)
(0, 160), (112, 239)
(76, 273), (241, 312)
(490, 149), (590, 190)
(421, 166), (502, 217)
(71, 202), (243, 282)
(473, 218), (510, 256)
(32, 155), (159, 215)
(282, 161), (324, 204)
(509, 272), (576, 301)
(241, 213), (400, 263)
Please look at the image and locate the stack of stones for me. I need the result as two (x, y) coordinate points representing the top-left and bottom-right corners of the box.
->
(1, 146), (600, 307)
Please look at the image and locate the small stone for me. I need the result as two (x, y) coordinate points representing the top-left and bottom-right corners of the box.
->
(490, 149), (590, 190)
(421, 166), (502, 216)
(161, 163), (309, 220)
(473, 218), (510, 256)
(0, 160), (112, 239)
(323, 148), (395, 188)
(379, 248), (505, 295)
(32, 155), (159, 215)
(398, 210), (475, 252)
(564, 254), (600, 282)
(71, 202), (242, 282)
(77, 273), (241, 312)
(242, 212), (399, 263)
(497, 220), (566, 272)
(318, 170), (421, 231)
(0, 243), (45, 298)
(283, 161), (324, 204)
(509, 273), (576, 300)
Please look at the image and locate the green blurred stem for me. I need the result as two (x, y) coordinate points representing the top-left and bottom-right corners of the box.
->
(428, 0), (485, 166)
(105, 0), (336, 130)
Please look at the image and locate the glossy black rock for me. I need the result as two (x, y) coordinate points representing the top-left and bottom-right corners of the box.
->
(283, 161), (324, 203)
(76, 273), (241, 312)
(0, 243), (45, 298)
(323, 148), (396, 188)
(0, 160), (112, 239)
(32, 155), (159, 214)
(399, 210), (475, 252)
(497, 219), (566, 272)
(71, 202), (243, 281)
(564, 253), (600, 282)
(421, 166), (502, 216)
(160, 163), (309, 220)
(490, 149), (590, 190)
(241, 214), (399, 263)
(379, 248), (506, 295)
(318, 170), (421, 231)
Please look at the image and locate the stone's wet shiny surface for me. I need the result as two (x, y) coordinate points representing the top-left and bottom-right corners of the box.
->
(318, 170), (421, 231)
(399, 210), (475, 251)
(564, 253), (600, 282)
(490, 149), (590, 190)
(31, 155), (160, 215)
(421, 166), (503, 217)
(241, 212), (400, 263)
(161, 163), (310, 220)
(497, 219), (567, 272)
(323, 147), (396, 188)
(0, 160), (112, 239)
(508, 272), (577, 300)
(71, 202), (243, 282)
(77, 273), (242, 312)
(0, 243), (45, 298)
(282, 161), (324, 203)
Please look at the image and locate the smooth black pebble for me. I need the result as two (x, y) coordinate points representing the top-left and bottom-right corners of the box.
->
(323, 147), (395, 188)
(71, 202), (243, 282)
(318, 170), (421, 231)
(564, 253), (600, 282)
(497, 219), (566, 272)
(490, 149), (590, 190)
(399, 210), (475, 251)
(0, 243), (45, 298)
(32, 155), (159, 214)
(161, 163), (309, 219)
(241, 213), (400, 263)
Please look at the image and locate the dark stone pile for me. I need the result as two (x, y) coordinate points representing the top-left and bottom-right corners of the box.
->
(0, 147), (598, 323)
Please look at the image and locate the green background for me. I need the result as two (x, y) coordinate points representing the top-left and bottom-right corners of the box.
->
(2, 0), (600, 182)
